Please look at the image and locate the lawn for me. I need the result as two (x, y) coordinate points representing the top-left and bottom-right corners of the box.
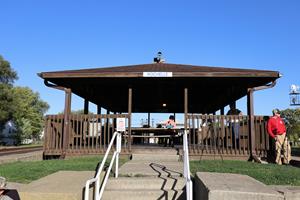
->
(190, 160), (300, 186)
(0, 155), (129, 183)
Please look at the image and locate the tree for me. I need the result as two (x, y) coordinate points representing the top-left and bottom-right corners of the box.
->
(0, 55), (18, 85)
(58, 109), (94, 115)
(0, 55), (49, 144)
(280, 108), (300, 145)
(0, 55), (18, 129)
(11, 87), (49, 142)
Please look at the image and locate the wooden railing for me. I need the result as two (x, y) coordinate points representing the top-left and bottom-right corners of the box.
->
(43, 113), (270, 158)
(186, 114), (270, 157)
(43, 114), (130, 156)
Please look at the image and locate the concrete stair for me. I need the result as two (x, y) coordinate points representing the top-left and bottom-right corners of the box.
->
(105, 177), (185, 190)
(103, 177), (186, 200)
(102, 189), (185, 200)
(103, 149), (186, 200)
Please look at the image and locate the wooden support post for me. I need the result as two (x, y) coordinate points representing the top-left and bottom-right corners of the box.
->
(247, 89), (256, 160)
(84, 99), (89, 114)
(97, 105), (101, 115)
(128, 88), (132, 152)
(184, 88), (188, 129)
(147, 113), (150, 127)
(220, 107), (225, 115)
(62, 88), (71, 158)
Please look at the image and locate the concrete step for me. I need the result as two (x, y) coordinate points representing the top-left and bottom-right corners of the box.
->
(102, 189), (185, 200)
(106, 177), (186, 190)
(131, 153), (179, 161)
(119, 161), (183, 177)
(131, 148), (178, 155)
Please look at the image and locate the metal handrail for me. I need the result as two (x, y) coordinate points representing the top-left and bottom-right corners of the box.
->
(183, 130), (193, 200)
(84, 131), (122, 200)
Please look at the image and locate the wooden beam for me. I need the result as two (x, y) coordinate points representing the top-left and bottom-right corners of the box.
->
(128, 88), (132, 152)
(40, 70), (279, 79)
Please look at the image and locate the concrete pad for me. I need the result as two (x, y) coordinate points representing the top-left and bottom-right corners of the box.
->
(13, 171), (94, 200)
(270, 185), (300, 200)
(195, 172), (284, 200)
(6, 182), (27, 190)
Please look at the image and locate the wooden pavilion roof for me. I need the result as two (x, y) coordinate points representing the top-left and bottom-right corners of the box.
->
(38, 63), (280, 113)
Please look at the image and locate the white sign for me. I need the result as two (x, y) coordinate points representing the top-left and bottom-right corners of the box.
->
(143, 72), (173, 77)
(117, 118), (126, 132)
(291, 84), (300, 94)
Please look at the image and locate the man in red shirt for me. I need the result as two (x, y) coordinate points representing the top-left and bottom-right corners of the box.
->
(267, 109), (291, 165)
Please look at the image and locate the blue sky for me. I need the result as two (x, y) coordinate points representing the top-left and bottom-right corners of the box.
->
(1, 0), (299, 126)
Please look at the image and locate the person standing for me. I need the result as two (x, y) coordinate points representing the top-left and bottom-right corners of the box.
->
(267, 109), (291, 165)
(226, 103), (242, 148)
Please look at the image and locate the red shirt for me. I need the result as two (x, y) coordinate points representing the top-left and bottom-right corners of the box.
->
(267, 116), (286, 138)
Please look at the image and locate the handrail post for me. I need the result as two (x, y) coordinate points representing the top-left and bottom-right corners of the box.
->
(183, 132), (187, 178)
(95, 179), (100, 200)
(183, 130), (193, 200)
(115, 132), (121, 178)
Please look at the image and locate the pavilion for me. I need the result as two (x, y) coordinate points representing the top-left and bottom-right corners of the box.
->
(39, 62), (280, 160)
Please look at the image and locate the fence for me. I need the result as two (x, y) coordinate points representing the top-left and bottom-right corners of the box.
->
(186, 114), (270, 157)
(43, 113), (270, 158)
(43, 114), (130, 156)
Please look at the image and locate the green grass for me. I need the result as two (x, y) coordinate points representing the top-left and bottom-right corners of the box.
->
(190, 160), (300, 186)
(0, 155), (129, 183)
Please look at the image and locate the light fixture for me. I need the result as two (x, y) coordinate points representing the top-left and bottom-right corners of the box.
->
(162, 103), (167, 107)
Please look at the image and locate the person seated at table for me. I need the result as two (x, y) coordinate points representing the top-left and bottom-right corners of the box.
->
(163, 115), (176, 147)
(165, 115), (176, 129)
